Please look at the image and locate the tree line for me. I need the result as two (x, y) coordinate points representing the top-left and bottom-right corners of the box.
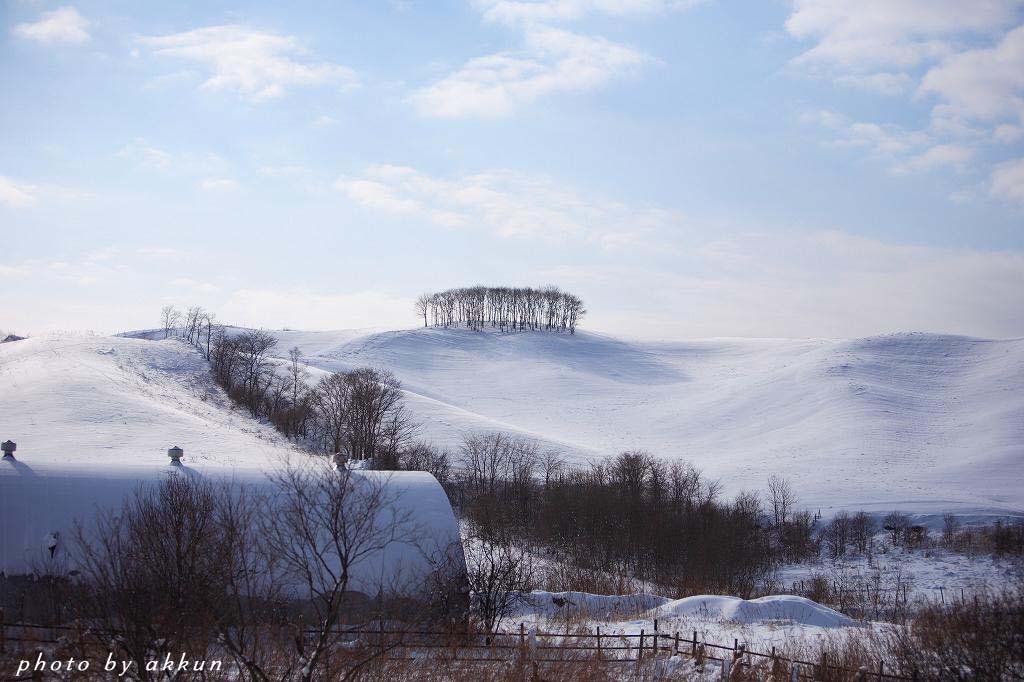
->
(160, 305), (416, 462)
(415, 286), (585, 334)
(443, 434), (819, 598)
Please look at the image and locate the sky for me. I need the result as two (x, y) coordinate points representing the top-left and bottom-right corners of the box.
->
(1, 0), (1023, 339)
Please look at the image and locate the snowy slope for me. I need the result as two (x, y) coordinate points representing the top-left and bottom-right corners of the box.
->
(0, 334), (463, 585)
(269, 327), (1024, 517)
(0, 333), (299, 471)
(3, 328), (1021, 517)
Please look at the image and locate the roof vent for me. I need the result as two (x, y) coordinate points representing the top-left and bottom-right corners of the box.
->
(1, 440), (15, 459)
(168, 446), (183, 463)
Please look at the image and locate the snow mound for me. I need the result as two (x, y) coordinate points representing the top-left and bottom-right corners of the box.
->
(651, 594), (858, 628)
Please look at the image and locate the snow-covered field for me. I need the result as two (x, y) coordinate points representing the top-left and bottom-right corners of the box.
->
(261, 326), (1024, 519)
(5, 327), (1023, 520)
(1, 328), (1020, 653)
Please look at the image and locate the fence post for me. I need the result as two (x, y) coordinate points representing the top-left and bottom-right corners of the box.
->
(878, 660), (884, 681)
(378, 619), (384, 659)
(597, 626), (601, 660)
(639, 629), (644, 662)
(520, 622), (525, 656)
(673, 631), (679, 656)
(692, 630), (697, 656)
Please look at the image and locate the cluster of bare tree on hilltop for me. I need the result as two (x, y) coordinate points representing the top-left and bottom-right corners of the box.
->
(415, 286), (585, 334)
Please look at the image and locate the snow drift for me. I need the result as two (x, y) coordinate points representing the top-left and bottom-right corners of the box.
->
(651, 594), (858, 628)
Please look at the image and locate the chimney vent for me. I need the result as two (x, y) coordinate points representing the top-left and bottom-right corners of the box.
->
(168, 446), (183, 463)
(1, 440), (15, 459)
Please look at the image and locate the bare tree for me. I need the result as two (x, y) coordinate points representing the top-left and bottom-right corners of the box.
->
(416, 286), (586, 334)
(69, 476), (254, 680)
(414, 293), (431, 327)
(400, 442), (453, 488)
(160, 304), (181, 339)
(340, 368), (413, 461)
(312, 372), (352, 455)
(884, 511), (911, 547)
(768, 475), (795, 527)
(464, 534), (535, 633)
(263, 461), (420, 680)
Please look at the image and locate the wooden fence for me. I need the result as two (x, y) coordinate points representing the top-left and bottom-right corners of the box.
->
(1, 616), (916, 681)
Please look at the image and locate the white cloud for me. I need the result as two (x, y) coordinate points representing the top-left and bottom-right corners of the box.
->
(0, 175), (92, 207)
(258, 165), (309, 177)
(995, 124), (1024, 142)
(785, 0), (1019, 73)
(118, 138), (227, 177)
(919, 25), (1024, 123)
(12, 6), (90, 44)
(474, 0), (704, 25)
(990, 157), (1024, 203)
(312, 115), (338, 127)
(137, 245), (187, 259)
(138, 25), (358, 101)
(0, 176), (37, 207)
(200, 178), (241, 192)
(891, 144), (975, 174)
(118, 138), (175, 169)
(833, 71), (912, 95)
(411, 26), (648, 117)
(804, 110), (980, 176)
(335, 177), (424, 214)
(335, 163), (681, 244)
(806, 109), (929, 154)
(170, 277), (220, 293)
(787, 3), (1024, 204)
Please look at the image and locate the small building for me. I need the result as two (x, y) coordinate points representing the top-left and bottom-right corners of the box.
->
(0, 453), (465, 605)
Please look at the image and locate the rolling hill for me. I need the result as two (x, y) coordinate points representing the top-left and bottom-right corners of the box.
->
(2, 327), (1022, 518)
(270, 327), (1024, 518)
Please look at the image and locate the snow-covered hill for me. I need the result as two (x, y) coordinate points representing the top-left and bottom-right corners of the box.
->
(0, 333), (299, 472)
(2, 327), (1022, 517)
(0, 334), (463, 583)
(270, 327), (1024, 517)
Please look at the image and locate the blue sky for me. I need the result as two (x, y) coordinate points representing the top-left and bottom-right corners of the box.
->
(2, 0), (1023, 338)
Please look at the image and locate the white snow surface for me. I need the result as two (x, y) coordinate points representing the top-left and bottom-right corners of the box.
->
(260, 326), (1024, 517)
(505, 590), (869, 658)
(511, 591), (855, 629)
(0, 334), (463, 590)
(651, 595), (857, 628)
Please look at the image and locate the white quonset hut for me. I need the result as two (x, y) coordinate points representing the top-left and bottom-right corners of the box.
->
(0, 449), (465, 602)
